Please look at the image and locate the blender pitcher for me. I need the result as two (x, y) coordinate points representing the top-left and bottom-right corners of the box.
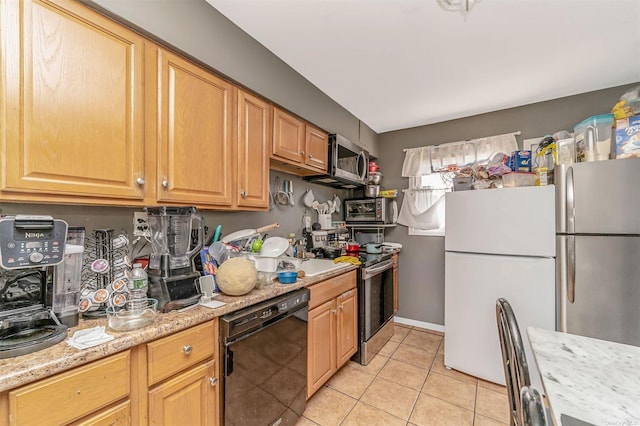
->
(145, 206), (203, 273)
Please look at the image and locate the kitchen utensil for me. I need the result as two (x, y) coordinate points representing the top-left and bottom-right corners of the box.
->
(312, 200), (320, 213)
(303, 189), (315, 208)
(259, 236), (289, 257)
(277, 271), (298, 284)
(220, 223), (280, 244)
(333, 194), (341, 213)
(368, 172), (383, 185)
(213, 225), (222, 243)
(365, 243), (383, 254)
(274, 176), (290, 205)
(321, 246), (343, 259)
(364, 184), (380, 197)
(288, 180), (294, 205)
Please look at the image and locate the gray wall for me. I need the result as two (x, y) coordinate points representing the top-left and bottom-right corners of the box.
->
(379, 82), (639, 326)
(85, 0), (378, 155)
(0, 171), (347, 254)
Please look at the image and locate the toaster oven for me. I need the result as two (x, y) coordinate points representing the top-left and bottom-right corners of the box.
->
(344, 198), (397, 224)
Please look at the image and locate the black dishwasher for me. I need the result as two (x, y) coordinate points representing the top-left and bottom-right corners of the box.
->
(220, 288), (309, 426)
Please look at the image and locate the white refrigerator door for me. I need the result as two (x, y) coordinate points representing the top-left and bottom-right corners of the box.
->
(445, 185), (555, 257)
(444, 252), (555, 388)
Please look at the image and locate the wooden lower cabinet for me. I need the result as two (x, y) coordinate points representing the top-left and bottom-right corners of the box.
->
(148, 360), (218, 426)
(7, 351), (131, 426)
(1, 319), (220, 426)
(307, 270), (358, 399)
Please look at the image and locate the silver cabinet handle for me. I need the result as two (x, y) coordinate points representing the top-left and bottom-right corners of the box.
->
(301, 151), (305, 156)
(331, 309), (337, 315)
(339, 305), (344, 311)
(136, 177), (145, 185)
(162, 180), (169, 189)
(308, 153), (313, 158)
(183, 344), (192, 355)
(240, 190), (247, 198)
(209, 377), (218, 386)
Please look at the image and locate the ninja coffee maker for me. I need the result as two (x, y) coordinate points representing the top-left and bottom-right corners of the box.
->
(0, 215), (69, 358)
(145, 206), (203, 312)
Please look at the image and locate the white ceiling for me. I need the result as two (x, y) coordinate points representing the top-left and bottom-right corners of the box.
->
(206, 0), (640, 133)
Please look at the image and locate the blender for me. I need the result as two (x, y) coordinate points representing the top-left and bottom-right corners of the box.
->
(144, 206), (203, 312)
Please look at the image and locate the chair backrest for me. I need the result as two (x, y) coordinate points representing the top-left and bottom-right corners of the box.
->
(520, 386), (549, 426)
(496, 297), (531, 426)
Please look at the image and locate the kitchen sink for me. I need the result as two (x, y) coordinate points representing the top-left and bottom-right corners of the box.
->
(299, 258), (351, 277)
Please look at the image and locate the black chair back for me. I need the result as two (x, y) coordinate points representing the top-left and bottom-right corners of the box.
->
(496, 297), (531, 426)
(520, 385), (549, 426)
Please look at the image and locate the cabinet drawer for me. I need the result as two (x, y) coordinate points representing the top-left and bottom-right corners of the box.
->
(9, 351), (130, 426)
(147, 321), (215, 386)
(309, 270), (357, 310)
(73, 400), (130, 426)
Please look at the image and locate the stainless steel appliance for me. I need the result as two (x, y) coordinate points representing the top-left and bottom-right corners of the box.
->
(305, 134), (369, 189)
(555, 158), (640, 346)
(220, 288), (309, 426)
(352, 252), (395, 365)
(0, 215), (69, 358)
(344, 197), (398, 225)
(145, 206), (203, 312)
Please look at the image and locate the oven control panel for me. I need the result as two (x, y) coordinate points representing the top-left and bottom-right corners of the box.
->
(0, 215), (68, 269)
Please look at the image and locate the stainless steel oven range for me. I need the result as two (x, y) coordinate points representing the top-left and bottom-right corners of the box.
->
(220, 288), (309, 426)
(351, 252), (395, 365)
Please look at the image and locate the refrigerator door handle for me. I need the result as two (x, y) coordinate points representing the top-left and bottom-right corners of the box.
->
(567, 235), (576, 304)
(566, 166), (575, 234)
(557, 236), (567, 332)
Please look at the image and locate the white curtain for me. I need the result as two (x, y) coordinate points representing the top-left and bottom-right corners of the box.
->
(398, 131), (519, 232)
(401, 146), (432, 177)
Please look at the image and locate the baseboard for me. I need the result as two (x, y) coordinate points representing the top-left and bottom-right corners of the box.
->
(394, 316), (445, 333)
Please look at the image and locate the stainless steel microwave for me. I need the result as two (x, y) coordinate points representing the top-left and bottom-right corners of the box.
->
(344, 197), (398, 224)
(305, 134), (369, 189)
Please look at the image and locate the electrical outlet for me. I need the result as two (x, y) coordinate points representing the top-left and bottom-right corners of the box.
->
(133, 211), (150, 237)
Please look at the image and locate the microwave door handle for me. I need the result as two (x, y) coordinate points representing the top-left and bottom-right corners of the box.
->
(356, 151), (367, 181)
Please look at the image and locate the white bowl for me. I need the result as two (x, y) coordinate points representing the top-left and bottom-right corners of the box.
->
(259, 237), (289, 257)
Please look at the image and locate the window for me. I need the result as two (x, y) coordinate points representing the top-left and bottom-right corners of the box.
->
(398, 132), (519, 236)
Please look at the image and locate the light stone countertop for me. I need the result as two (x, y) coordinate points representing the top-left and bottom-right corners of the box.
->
(0, 265), (357, 393)
(527, 327), (640, 426)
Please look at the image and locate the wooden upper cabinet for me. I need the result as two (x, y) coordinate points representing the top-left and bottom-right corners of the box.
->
(151, 47), (234, 206)
(272, 107), (305, 163)
(236, 90), (270, 209)
(0, 0), (145, 200)
(305, 125), (329, 172)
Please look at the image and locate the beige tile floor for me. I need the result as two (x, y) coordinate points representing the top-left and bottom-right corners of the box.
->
(298, 323), (510, 426)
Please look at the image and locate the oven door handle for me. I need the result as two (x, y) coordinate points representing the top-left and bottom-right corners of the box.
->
(363, 259), (394, 280)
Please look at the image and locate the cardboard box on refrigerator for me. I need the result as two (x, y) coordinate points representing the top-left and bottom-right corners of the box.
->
(615, 115), (640, 158)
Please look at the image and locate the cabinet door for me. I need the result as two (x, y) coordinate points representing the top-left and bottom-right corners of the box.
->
(236, 90), (270, 209)
(336, 289), (358, 367)
(0, 0), (145, 200)
(307, 299), (336, 398)
(154, 48), (233, 206)
(305, 125), (328, 172)
(148, 360), (218, 426)
(272, 108), (304, 163)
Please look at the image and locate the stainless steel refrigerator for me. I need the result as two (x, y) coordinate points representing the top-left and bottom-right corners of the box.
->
(555, 158), (640, 346)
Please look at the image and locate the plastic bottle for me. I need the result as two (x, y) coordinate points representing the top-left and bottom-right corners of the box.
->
(128, 263), (148, 313)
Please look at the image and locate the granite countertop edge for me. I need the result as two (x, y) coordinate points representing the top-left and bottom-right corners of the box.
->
(0, 265), (358, 393)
